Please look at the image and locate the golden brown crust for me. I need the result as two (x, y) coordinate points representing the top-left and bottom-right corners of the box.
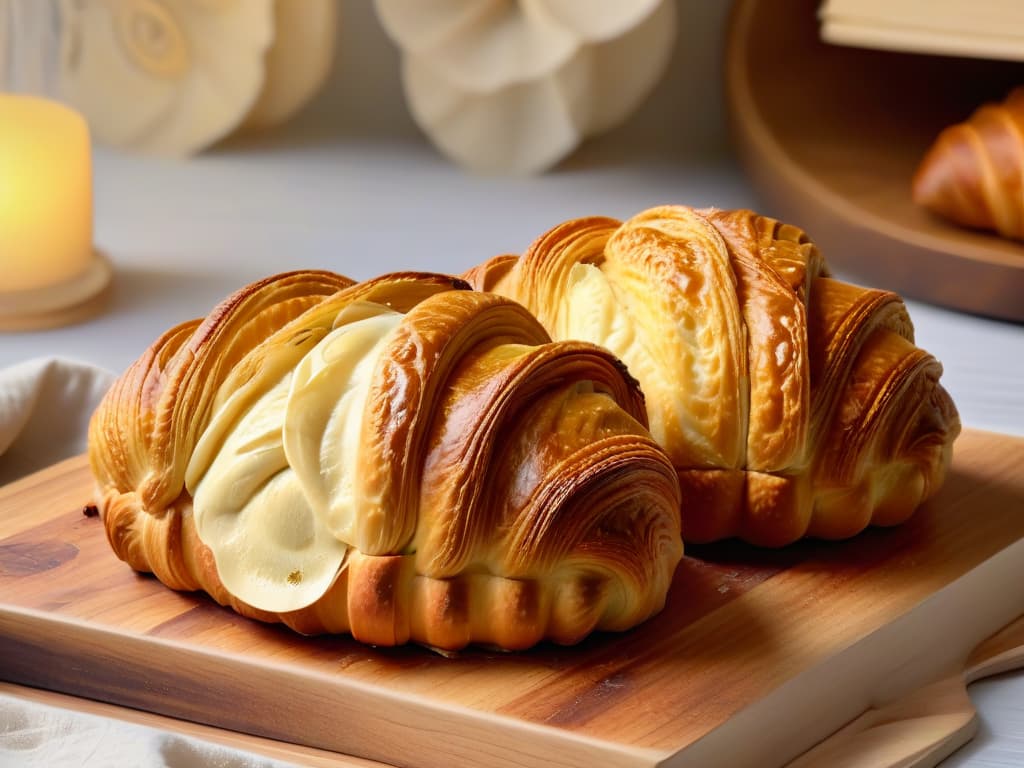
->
(89, 270), (681, 650)
(700, 208), (813, 473)
(912, 87), (1024, 240)
(466, 205), (960, 546)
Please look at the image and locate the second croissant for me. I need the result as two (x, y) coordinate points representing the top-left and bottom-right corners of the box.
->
(467, 205), (961, 546)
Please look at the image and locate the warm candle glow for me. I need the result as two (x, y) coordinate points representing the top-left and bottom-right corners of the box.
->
(0, 94), (93, 292)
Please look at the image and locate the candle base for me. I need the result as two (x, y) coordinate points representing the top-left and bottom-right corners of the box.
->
(0, 250), (113, 332)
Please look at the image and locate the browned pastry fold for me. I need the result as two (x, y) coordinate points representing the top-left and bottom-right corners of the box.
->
(466, 206), (960, 546)
(913, 87), (1024, 240)
(89, 270), (682, 650)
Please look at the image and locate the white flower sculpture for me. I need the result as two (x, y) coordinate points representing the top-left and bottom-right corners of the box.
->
(375, 0), (678, 174)
(58, 0), (336, 156)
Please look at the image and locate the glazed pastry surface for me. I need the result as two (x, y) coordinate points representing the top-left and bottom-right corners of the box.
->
(913, 87), (1024, 240)
(466, 206), (961, 545)
(89, 270), (682, 650)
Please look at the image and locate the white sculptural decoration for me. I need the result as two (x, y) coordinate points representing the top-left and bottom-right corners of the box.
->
(375, 0), (678, 174)
(57, 0), (336, 156)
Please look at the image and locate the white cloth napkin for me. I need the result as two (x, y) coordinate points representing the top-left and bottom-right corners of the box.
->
(0, 696), (296, 768)
(0, 357), (115, 485)
(0, 357), (302, 768)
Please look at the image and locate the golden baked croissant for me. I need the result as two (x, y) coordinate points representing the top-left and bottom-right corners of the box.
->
(88, 270), (682, 650)
(913, 87), (1024, 240)
(466, 205), (961, 546)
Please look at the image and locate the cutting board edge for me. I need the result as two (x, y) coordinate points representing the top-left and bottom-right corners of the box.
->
(6, 452), (89, 492)
(0, 603), (669, 768)
(782, 614), (1024, 768)
(670, 533), (1024, 768)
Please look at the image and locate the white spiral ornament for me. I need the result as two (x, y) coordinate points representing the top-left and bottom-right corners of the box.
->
(57, 0), (274, 155)
(375, 0), (678, 174)
(54, 0), (336, 156)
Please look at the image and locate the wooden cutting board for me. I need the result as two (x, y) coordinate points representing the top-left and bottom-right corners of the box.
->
(2, 428), (1024, 768)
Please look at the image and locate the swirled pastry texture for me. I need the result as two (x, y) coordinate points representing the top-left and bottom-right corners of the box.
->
(466, 206), (961, 546)
(88, 271), (682, 650)
(913, 87), (1024, 240)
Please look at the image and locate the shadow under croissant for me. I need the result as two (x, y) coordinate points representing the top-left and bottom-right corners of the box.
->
(112, 460), (1009, 659)
(686, 454), (1019, 571)
(172, 458), (1020, 644)
(120, 529), (786, 667)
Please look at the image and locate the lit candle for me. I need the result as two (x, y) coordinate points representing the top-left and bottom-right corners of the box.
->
(0, 94), (93, 292)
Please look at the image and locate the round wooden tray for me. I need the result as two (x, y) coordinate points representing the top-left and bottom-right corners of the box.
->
(725, 0), (1024, 323)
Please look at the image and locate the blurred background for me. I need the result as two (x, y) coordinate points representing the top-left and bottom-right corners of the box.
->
(1, 1), (754, 362)
(0, 2), (1023, 766)
(2, 0), (1020, 425)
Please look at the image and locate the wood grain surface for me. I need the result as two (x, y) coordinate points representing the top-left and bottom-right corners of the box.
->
(726, 0), (1024, 323)
(1, 429), (1024, 768)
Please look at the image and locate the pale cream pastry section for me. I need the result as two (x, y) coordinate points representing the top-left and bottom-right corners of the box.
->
(186, 307), (401, 614)
(88, 271), (682, 650)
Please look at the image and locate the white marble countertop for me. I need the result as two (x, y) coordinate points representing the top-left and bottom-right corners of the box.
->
(1, 2), (1022, 766)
